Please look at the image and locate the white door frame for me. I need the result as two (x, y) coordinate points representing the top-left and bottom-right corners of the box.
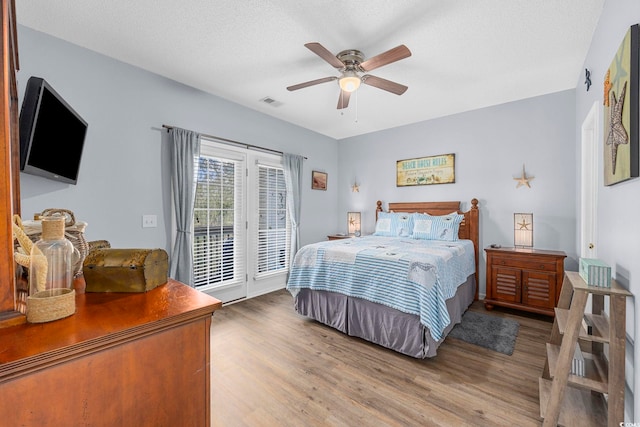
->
(193, 142), (289, 304)
(580, 101), (599, 259)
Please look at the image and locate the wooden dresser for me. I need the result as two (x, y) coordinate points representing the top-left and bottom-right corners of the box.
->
(484, 247), (566, 316)
(0, 280), (222, 426)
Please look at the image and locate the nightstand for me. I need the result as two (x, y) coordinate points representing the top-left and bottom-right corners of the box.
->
(327, 234), (352, 241)
(484, 247), (566, 316)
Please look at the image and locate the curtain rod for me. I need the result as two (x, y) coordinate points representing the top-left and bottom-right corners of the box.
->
(162, 124), (307, 159)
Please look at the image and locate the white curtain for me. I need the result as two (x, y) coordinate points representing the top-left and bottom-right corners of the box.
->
(168, 127), (201, 286)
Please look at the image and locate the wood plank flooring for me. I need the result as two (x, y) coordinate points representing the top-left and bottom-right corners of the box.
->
(210, 289), (553, 427)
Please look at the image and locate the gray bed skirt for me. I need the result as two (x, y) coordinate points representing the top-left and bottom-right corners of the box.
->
(293, 275), (477, 358)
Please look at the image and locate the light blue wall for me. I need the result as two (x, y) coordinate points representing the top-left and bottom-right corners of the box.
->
(332, 0), (638, 419)
(575, 0), (639, 420)
(17, 3), (640, 420)
(17, 26), (339, 251)
(337, 90), (578, 299)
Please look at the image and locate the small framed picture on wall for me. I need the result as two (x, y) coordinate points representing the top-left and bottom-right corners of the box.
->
(312, 171), (327, 190)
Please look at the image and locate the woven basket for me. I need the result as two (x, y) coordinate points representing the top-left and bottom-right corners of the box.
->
(22, 209), (88, 278)
(26, 288), (76, 323)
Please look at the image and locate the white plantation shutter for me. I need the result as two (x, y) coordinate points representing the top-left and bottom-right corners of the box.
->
(255, 163), (290, 277)
(192, 146), (246, 289)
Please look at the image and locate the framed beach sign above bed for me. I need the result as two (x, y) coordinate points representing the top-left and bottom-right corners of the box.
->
(396, 153), (455, 186)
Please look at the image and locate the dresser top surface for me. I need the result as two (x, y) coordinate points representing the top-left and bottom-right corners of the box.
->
(0, 280), (221, 370)
(485, 246), (567, 257)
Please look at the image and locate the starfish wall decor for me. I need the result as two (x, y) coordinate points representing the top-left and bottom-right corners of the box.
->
(603, 24), (640, 186)
(605, 80), (629, 174)
(514, 164), (534, 188)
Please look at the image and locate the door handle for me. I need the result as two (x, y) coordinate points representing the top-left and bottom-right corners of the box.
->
(589, 243), (594, 249)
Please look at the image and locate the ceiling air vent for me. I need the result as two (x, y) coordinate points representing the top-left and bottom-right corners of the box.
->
(259, 96), (283, 107)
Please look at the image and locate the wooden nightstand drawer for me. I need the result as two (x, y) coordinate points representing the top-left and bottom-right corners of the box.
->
(493, 256), (558, 272)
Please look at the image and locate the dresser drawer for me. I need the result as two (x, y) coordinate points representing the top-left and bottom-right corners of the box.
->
(491, 255), (558, 272)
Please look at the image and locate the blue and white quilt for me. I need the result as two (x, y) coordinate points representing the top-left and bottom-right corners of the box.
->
(286, 235), (475, 340)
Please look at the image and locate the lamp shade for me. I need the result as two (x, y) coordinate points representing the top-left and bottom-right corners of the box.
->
(514, 213), (533, 248)
(347, 212), (361, 236)
(339, 71), (361, 92)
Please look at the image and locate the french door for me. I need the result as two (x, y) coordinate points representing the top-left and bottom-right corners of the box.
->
(192, 140), (290, 303)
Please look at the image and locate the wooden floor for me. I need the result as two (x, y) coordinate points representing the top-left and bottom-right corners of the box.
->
(210, 289), (553, 427)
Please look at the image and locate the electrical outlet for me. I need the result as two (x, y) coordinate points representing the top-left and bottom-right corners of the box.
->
(142, 214), (157, 228)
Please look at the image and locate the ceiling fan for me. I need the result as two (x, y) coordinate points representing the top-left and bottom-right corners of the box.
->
(287, 42), (412, 109)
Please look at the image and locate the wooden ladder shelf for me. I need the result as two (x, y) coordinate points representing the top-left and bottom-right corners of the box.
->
(539, 271), (631, 426)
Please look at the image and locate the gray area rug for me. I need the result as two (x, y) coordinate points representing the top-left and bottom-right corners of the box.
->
(448, 311), (520, 355)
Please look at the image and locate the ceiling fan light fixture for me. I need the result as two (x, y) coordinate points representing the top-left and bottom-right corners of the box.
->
(339, 72), (361, 92)
(288, 43), (411, 109)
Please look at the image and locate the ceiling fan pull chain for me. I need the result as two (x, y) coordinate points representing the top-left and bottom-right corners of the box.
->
(355, 90), (358, 123)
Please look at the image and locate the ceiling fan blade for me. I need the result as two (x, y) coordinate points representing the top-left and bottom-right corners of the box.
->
(362, 75), (408, 95)
(287, 76), (337, 91)
(337, 90), (351, 109)
(304, 42), (344, 69)
(360, 45), (411, 72)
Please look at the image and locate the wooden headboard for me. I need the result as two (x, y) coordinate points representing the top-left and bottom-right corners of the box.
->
(375, 199), (480, 300)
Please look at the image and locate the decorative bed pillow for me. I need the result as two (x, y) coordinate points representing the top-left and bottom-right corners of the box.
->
(411, 212), (463, 241)
(373, 212), (414, 237)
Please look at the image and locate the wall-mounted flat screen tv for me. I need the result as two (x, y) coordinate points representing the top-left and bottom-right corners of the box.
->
(19, 76), (88, 185)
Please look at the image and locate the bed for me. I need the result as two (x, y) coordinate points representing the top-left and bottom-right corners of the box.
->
(286, 199), (479, 358)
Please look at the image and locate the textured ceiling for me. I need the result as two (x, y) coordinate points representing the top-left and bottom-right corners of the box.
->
(16, 0), (605, 140)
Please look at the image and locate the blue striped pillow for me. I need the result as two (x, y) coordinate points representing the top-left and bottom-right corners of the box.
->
(373, 212), (414, 237)
(411, 212), (463, 241)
